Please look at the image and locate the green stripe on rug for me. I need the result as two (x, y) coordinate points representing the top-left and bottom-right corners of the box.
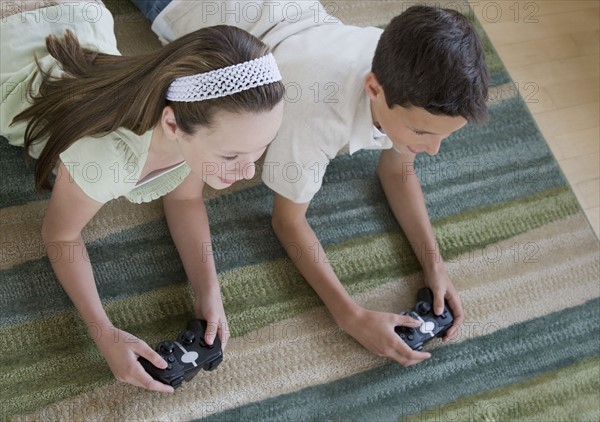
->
(4, 210), (596, 357)
(223, 188), (581, 337)
(1, 214), (596, 418)
(403, 356), (600, 422)
(0, 186), (580, 327)
(198, 298), (600, 421)
(0, 290), (194, 419)
(2, 214), (597, 419)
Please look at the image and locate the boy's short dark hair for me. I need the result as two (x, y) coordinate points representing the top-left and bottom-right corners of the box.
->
(372, 5), (489, 123)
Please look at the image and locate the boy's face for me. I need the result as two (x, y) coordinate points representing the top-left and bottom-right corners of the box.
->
(365, 73), (467, 156)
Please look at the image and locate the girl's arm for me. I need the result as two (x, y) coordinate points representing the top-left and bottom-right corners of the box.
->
(43, 161), (173, 393)
(162, 173), (229, 348)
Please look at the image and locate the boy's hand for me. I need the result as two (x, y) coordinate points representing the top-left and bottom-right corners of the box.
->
(340, 306), (431, 367)
(95, 326), (175, 393)
(194, 288), (230, 350)
(424, 267), (465, 342)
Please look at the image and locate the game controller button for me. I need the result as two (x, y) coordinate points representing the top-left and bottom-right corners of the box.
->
(182, 330), (195, 345)
(167, 356), (175, 363)
(416, 345), (423, 351)
(420, 321), (436, 334)
(399, 333), (406, 339)
(416, 302), (431, 315)
(167, 363), (173, 370)
(181, 351), (199, 365)
(159, 341), (175, 355)
(408, 335), (414, 341)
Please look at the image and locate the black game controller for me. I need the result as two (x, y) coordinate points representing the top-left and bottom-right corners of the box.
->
(139, 319), (223, 389)
(395, 288), (454, 351)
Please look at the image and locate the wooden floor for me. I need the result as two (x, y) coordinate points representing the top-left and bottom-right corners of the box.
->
(469, 0), (600, 237)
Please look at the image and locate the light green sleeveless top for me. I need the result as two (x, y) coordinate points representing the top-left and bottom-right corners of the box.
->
(0, 3), (190, 203)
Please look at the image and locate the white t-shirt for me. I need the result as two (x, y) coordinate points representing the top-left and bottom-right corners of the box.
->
(153, 0), (394, 203)
(260, 23), (393, 203)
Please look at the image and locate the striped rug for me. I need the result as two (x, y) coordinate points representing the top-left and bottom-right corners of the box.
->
(1, 1), (599, 420)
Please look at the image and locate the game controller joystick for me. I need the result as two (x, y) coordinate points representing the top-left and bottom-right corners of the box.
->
(396, 288), (454, 351)
(139, 319), (223, 389)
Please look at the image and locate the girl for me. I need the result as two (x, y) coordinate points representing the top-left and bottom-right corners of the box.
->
(1, 1), (285, 393)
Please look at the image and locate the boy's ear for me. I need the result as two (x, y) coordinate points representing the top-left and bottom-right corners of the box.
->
(364, 72), (382, 100)
(161, 106), (179, 140)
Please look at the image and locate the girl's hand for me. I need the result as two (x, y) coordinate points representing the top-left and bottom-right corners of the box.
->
(424, 266), (465, 342)
(95, 326), (174, 393)
(339, 306), (431, 367)
(194, 288), (230, 350)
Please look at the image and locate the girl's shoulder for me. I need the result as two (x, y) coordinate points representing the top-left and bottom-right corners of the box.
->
(59, 128), (191, 205)
(59, 128), (153, 204)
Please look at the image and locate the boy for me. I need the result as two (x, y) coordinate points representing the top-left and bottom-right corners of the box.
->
(135, 0), (489, 366)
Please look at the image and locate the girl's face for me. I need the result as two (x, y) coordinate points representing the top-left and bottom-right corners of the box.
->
(170, 101), (284, 190)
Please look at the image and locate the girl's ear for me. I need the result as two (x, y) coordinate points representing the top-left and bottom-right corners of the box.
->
(161, 106), (179, 140)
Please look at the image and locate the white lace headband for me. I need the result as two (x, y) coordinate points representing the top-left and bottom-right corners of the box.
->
(166, 53), (282, 102)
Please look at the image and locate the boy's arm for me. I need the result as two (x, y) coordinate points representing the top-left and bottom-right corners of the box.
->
(377, 148), (464, 340)
(272, 193), (431, 366)
(162, 173), (228, 348)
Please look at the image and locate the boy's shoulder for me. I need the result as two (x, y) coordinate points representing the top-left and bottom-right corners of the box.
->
(272, 23), (382, 74)
(262, 24), (387, 204)
(272, 23), (382, 125)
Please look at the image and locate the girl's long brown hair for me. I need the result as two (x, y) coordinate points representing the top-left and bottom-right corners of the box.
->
(13, 25), (285, 192)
